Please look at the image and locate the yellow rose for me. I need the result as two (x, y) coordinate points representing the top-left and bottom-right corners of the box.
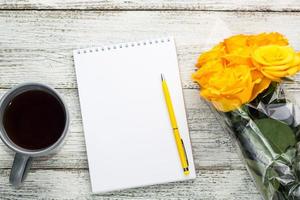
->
(196, 42), (226, 68)
(193, 65), (255, 112)
(252, 45), (300, 81)
(223, 33), (288, 67)
(224, 34), (248, 53)
(193, 33), (298, 112)
(250, 70), (271, 101)
(223, 47), (253, 66)
(193, 59), (224, 88)
(248, 32), (288, 47)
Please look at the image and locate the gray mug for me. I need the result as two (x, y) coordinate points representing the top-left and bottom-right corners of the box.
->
(0, 83), (69, 187)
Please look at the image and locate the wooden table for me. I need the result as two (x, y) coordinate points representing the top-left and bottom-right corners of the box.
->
(1, 1), (300, 199)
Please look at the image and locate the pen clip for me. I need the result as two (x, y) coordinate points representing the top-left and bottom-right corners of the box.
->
(181, 139), (189, 166)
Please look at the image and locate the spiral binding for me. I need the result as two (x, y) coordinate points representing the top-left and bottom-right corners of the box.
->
(76, 37), (171, 55)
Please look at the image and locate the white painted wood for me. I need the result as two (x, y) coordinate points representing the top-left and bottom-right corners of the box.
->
(0, 169), (261, 199)
(0, 0), (299, 11)
(1, 9), (300, 199)
(1, 11), (300, 89)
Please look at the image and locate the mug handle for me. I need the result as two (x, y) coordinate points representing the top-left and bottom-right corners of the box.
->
(9, 153), (33, 188)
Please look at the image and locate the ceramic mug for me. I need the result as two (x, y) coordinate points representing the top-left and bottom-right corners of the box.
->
(0, 83), (69, 187)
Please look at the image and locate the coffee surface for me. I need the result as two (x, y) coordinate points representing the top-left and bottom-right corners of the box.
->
(3, 90), (66, 150)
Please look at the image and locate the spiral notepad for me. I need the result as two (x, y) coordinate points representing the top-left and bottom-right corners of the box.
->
(73, 37), (196, 193)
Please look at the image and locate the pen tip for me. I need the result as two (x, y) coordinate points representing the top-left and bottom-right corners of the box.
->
(161, 74), (165, 81)
(184, 168), (190, 176)
(184, 171), (190, 176)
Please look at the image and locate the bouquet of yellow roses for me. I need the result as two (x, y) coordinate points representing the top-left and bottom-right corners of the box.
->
(193, 33), (300, 200)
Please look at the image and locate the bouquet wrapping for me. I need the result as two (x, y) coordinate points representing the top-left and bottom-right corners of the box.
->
(192, 33), (300, 200)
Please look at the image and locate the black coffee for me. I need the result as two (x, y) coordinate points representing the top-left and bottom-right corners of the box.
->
(3, 90), (66, 150)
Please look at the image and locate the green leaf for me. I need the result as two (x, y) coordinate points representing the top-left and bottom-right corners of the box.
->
(254, 118), (296, 155)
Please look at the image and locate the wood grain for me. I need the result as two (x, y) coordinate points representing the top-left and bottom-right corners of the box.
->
(1, 11), (300, 89)
(1, 9), (300, 199)
(0, 169), (261, 199)
(0, 0), (299, 11)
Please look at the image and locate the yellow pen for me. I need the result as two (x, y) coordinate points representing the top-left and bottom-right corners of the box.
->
(161, 74), (189, 175)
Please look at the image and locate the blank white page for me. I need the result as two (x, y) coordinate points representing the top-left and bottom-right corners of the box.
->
(73, 37), (196, 193)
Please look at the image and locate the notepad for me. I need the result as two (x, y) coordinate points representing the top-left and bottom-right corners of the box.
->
(73, 37), (196, 193)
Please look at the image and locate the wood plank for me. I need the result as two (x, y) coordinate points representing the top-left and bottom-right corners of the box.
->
(0, 169), (261, 199)
(0, 0), (299, 11)
(0, 10), (299, 199)
(0, 88), (244, 169)
(1, 11), (300, 89)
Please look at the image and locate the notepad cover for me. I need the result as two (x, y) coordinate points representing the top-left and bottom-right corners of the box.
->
(73, 37), (196, 193)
